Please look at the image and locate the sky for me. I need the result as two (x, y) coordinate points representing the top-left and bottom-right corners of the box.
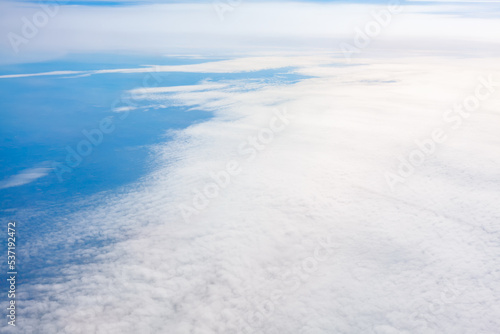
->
(1, 0), (500, 64)
(1, 1), (500, 333)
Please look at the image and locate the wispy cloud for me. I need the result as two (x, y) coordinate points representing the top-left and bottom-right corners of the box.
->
(0, 56), (333, 78)
(0, 167), (51, 189)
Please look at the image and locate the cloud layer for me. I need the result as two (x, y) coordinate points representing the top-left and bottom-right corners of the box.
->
(1, 1), (500, 64)
(9, 55), (500, 333)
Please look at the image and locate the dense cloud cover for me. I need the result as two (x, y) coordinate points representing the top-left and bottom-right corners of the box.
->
(6, 56), (500, 333)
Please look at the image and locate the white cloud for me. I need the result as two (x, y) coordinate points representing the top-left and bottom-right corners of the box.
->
(14, 56), (500, 333)
(0, 56), (334, 79)
(112, 105), (137, 113)
(0, 70), (83, 79)
(0, 167), (51, 189)
(1, 2), (500, 64)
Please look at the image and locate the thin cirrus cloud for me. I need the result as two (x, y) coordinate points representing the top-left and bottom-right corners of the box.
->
(0, 56), (334, 78)
(0, 167), (51, 190)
